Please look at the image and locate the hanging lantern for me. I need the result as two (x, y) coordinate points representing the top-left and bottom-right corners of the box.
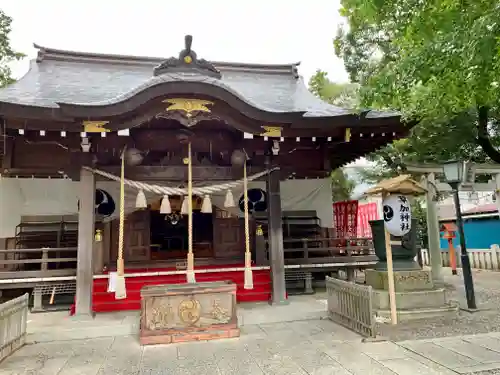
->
(160, 195), (172, 214)
(124, 148), (143, 166)
(224, 189), (235, 208)
(231, 149), (246, 167)
(94, 229), (102, 242)
(135, 190), (147, 209)
(201, 195), (213, 213)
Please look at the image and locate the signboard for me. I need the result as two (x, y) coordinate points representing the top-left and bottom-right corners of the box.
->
(382, 194), (412, 237)
(333, 200), (359, 239)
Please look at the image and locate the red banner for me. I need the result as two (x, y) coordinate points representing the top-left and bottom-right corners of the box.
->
(333, 200), (359, 239)
(356, 202), (379, 238)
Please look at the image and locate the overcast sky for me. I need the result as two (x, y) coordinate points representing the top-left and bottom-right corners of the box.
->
(3, 0), (349, 82)
(3, 0), (372, 185)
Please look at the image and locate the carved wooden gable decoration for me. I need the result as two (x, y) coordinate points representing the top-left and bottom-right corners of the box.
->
(153, 35), (221, 79)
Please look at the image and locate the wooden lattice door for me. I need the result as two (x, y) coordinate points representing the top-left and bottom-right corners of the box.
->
(125, 210), (151, 262)
(213, 207), (247, 260)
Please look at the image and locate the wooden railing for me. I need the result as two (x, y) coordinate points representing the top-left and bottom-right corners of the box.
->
(421, 245), (500, 271)
(255, 236), (376, 266)
(326, 276), (375, 338)
(0, 247), (77, 279)
(284, 237), (375, 265)
(0, 293), (29, 362)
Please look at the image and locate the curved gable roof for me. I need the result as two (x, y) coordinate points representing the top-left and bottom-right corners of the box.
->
(0, 44), (361, 118)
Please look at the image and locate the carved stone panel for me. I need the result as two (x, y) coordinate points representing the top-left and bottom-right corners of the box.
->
(140, 281), (239, 345)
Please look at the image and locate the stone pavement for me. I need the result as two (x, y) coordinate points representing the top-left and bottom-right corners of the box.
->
(24, 295), (328, 343)
(3, 318), (500, 374)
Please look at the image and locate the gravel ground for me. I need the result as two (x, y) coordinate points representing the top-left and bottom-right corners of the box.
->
(376, 268), (500, 342)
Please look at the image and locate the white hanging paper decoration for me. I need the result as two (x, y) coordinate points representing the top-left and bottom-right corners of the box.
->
(201, 195), (213, 213)
(135, 189), (147, 209)
(383, 194), (412, 237)
(224, 189), (235, 208)
(160, 195), (171, 214)
(181, 196), (189, 215)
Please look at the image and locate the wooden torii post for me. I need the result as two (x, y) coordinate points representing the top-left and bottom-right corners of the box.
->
(365, 175), (427, 325)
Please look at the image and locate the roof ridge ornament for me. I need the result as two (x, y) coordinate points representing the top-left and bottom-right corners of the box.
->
(153, 35), (221, 79)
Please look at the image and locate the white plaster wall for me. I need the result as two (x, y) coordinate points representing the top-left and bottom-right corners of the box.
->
(0, 177), (334, 238)
(0, 178), (24, 238)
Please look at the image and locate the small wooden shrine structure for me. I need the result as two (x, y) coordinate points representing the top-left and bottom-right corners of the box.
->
(0, 36), (411, 315)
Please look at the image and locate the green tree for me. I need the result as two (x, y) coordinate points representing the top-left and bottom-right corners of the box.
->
(309, 70), (359, 108)
(331, 169), (356, 202)
(335, 0), (500, 165)
(308, 71), (358, 200)
(0, 10), (24, 87)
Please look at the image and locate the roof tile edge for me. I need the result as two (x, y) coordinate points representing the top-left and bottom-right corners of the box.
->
(33, 43), (300, 77)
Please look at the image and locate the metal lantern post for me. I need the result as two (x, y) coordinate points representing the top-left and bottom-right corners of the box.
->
(442, 160), (477, 310)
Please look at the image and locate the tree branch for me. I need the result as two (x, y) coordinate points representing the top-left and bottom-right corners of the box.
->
(476, 106), (500, 163)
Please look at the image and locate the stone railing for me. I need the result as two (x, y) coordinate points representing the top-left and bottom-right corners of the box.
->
(0, 293), (29, 362)
(325, 276), (375, 338)
(421, 245), (500, 271)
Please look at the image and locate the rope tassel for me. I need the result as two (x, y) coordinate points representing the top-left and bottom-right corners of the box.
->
(115, 148), (127, 300)
(243, 159), (253, 290)
(186, 142), (196, 283)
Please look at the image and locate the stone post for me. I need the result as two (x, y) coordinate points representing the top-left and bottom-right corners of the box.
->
(75, 168), (96, 317)
(266, 166), (288, 305)
(425, 173), (443, 284)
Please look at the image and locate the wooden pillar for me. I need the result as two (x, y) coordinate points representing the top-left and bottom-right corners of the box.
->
(266, 166), (288, 305)
(425, 173), (443, 284)
(75, 168), (95, 316)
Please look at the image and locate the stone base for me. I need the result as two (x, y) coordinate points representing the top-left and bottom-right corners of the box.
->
(365, 269), (434, 292)
(372, 289), (447, 310)
(374, 259), (421, 271)
(140, 325), (240, 345)
(140, 281), (239, 346)
(366, 270), (458, 322)
(375, 304), (459, 322)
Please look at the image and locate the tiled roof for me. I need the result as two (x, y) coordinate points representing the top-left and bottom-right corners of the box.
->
(463, 203), (498, 215)
(0, 44), (399, 120)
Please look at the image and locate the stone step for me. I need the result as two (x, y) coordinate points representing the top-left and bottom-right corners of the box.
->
(372, 288), (448, 310)
(375, 303), (459, 322)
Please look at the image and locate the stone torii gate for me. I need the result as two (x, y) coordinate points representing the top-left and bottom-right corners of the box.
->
(407, 163), (500, 284)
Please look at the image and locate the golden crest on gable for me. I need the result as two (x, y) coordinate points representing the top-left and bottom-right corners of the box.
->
(83, 121), (110, 133)
(260, 126), (282, 137)
(163, 98), (214, 118)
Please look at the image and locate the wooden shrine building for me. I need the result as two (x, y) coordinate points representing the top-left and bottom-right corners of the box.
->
(0, 36), (409, 315)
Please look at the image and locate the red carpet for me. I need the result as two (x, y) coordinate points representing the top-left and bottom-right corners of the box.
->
(70, 264), (272, 314)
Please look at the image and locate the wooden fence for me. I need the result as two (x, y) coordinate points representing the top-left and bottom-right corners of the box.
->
(421, 245), (500, 271)
(325, 276), (375, 338)
(0, 293), (29, 362)
(0, 247), (77, 279)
